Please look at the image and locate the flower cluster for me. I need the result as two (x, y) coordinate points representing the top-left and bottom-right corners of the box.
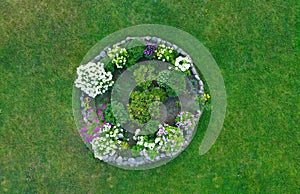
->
(91, 136), (119, 160)
(79, 97), (102, 142)
(144, 42), (158, 56)
(107, 46), (128, 68)
(174, 56), (192, 72)
(175, 112), (197, 131)
(132, 123), (185, 160)
(203, 93), (211, 101)
(75, 62), (114, 98)
(154, 124), (185, 154)
(155, 44), (176, 63)
(91, 122), (128, 160)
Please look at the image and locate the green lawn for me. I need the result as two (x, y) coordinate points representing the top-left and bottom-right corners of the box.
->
(0, 0), (299, 193)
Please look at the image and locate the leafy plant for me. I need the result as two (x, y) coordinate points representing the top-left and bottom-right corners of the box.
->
(104, 104), (116, 125)
(157, 70), (186, 97)
(111, 101), (129, 125)
(129, 87), (167, 124)
(133, 65), (157, 90)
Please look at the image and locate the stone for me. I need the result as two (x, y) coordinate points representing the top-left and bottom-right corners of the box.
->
(128, 158), (135, 164)
(99, 51), (106, 58)
(161, 40), (166, 45)
(199, 85), (204, 91)
(145, 36), (151, 41)
(160, 153), (166, 158)
(135, 157), (143, 163)
(198, 80), (204, 87)
(116, 156), (123, 164)
(151, 37), (158, 43)
(172, 44), (178, 50)
(120, 40), (126, 45)
(191, 67), (197, 75)
(126, 37), (134, 41)
(155, 156), (160, 161)
(195, 75), (200, 80)
(102, 155), (109, 161)
(103, 46), (111, 51)
(181, 50), (188, 56)
(177, 48), (183, 53)
(156, 37), (162, 44)
(165, 41), (172, 47)
(198, 90), (204, 94)
(93, 55), (101, 61)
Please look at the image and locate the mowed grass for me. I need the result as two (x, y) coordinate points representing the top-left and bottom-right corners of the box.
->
(0, 0), (299, 193)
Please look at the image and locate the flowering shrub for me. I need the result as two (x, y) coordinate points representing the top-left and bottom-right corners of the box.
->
(155, 44), (178, 64)
(132, 122), (185, 160)
(174, 56), (192, 73)
(144, 42), (158, 56)
(91, 123), (128, 160)
(75, 62), (114, 98)
(175, 111), (197, 131)
(79, 97), (102, 142)
(107, 46), (128, 69)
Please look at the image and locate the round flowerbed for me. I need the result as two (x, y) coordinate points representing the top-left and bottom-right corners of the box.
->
(73, 36), (210, 170)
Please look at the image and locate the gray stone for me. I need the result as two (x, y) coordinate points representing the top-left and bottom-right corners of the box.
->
(128, 158), (135, 164)
(93, 55), (101, 61)
(126, 37), (134, 41)
(135, 157), (143, 163)
(99, 51), (106, 58)
(104, 46), (111, 51)
(165, 41), (172, 47)
(195, 75), (200, 80)
(151, 37), (158, 43)
(172, 44), (178, 50)
(161, 40), (166, 45)
(156, 38), (162, 44)
(198, 90), (204, 94)
(181, 51), (188, 56)
(116, 156), (123, 164)
(102, 155), (109, 161)
(199, 85), (204, 91)
(198, 80), (204, 87)
(145, 36), (151, 41)
(155, 156), (160, 161)
(177, 48), (183, 53)
(191, 67), (197, 75)
(120, 40), (126, 45)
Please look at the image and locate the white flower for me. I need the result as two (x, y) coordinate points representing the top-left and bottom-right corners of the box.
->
(174, 56), (192, 72)
(75, 62), (114, 98)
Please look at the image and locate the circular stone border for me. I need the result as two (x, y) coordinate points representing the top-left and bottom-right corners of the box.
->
(74, 36), (205, 170)
(72, 24), (226, 170)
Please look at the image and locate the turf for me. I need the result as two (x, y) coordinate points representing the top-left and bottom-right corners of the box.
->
(0, 0), (299, 193)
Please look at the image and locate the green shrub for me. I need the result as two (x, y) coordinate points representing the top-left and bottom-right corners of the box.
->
(111, 101), (129, 125)
(129, 87), (167, 124)
(133, 65), (157, 91)
(157, 70), (186, 97)
(104, 104), (116, 125)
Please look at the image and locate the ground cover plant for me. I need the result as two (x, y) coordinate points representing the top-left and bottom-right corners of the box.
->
(0, 0), (298, 193)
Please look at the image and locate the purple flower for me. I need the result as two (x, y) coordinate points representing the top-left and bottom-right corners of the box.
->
(97, 109), (103, 116)
(93, 126), (101, 133)
(79, 127), (88, 133)
(144, 43), (158, 56)
(103, 104), (107, 109)
(101, 115), (104, 120)
(175, 122), (182, 127)
(84, 135), (93, 142)
(92, 117), (100, 123)
(87, 108), (93, 112)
